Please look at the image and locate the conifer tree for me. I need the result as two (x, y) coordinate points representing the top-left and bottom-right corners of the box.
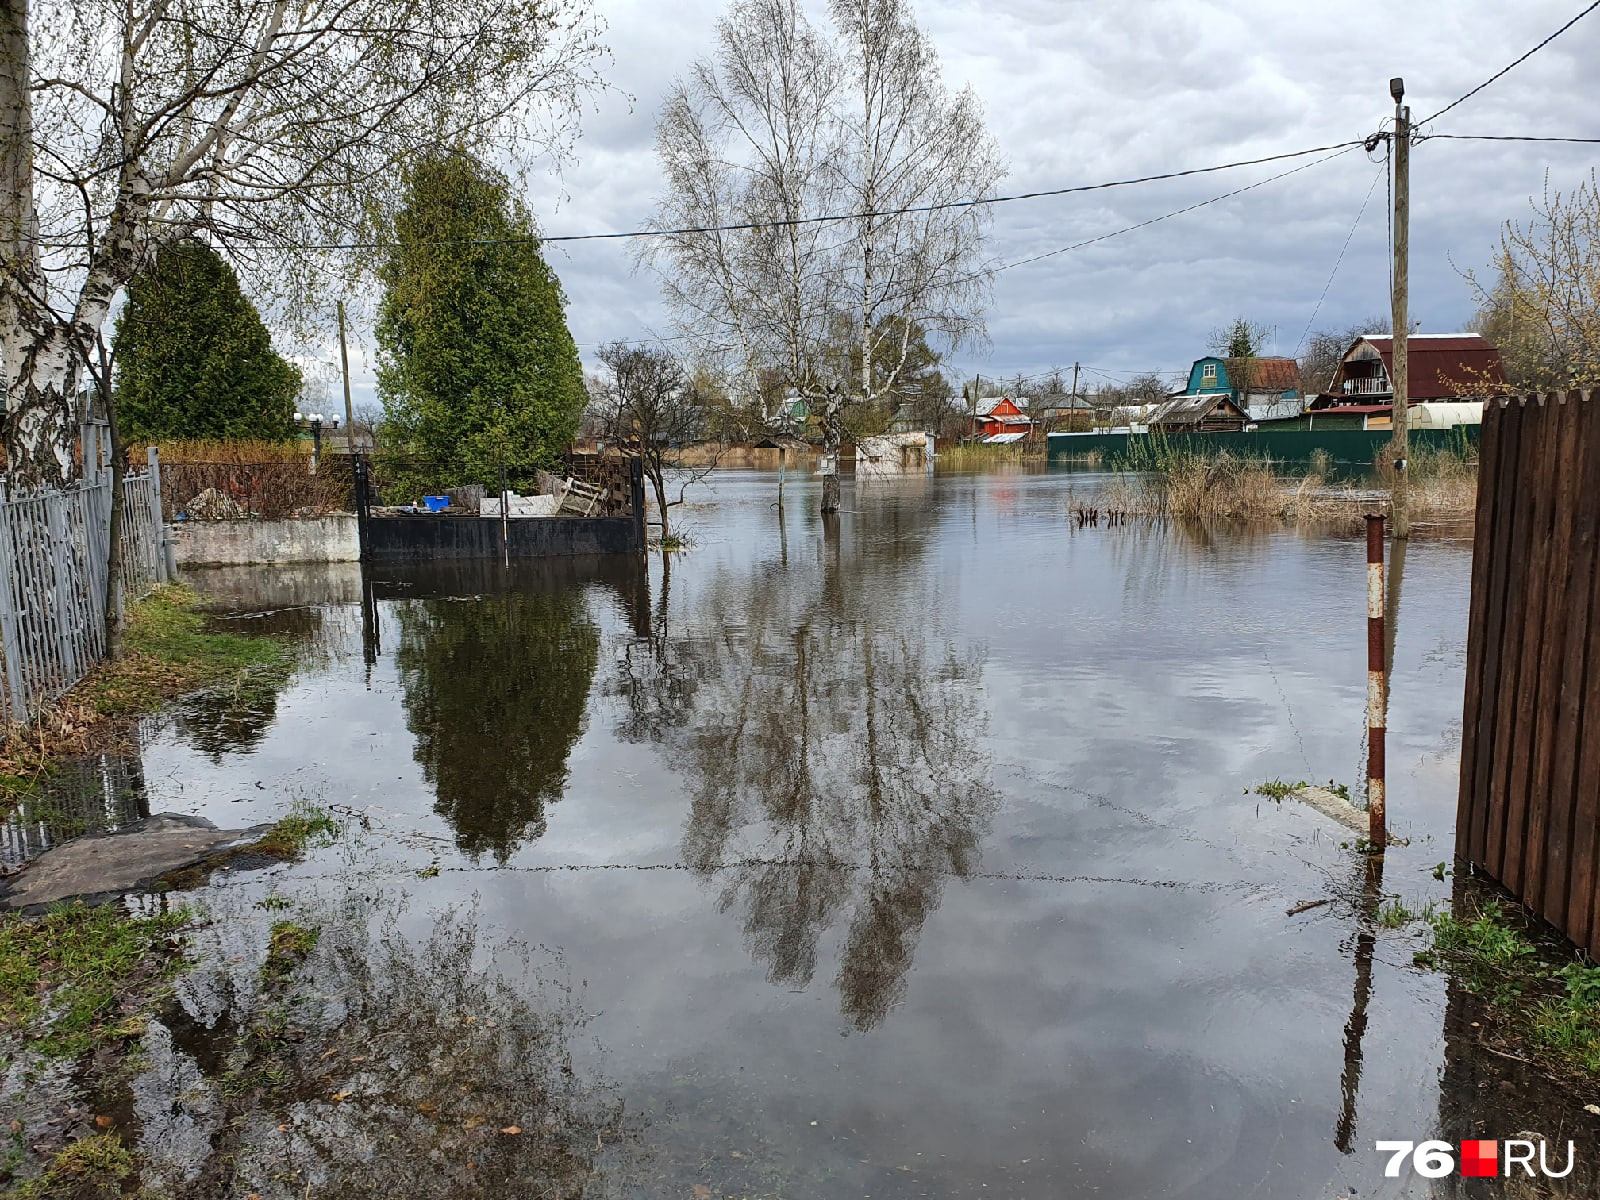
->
(113, 240), (301, 442)
(376, 153), (586, 484)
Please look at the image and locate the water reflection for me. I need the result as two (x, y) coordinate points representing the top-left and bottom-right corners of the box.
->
(614, 502), (999, 1029)
(381, 559), (646, 863)
(1, 748), (150, 870)
(130, 897), (623, 1198)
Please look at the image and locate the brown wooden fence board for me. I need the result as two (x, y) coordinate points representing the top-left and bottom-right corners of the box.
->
(1458, 396), (1505, 865)
(1458, 391), (1600, 956)
(1555, 398), (1600, 942)
(1503, 396), (1561, 893)
(1524, 396), (1582, 906)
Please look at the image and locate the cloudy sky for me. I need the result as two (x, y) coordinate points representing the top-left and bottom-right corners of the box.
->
(323, 0), (1599, 408)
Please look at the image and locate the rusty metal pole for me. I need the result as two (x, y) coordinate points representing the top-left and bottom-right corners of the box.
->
(1366, 514), (1387, 848)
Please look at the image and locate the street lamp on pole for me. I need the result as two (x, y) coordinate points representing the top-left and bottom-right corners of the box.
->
(294, 411), (340, 474)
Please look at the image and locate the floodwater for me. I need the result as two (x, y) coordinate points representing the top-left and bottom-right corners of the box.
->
(17, 468), (1600, 1197)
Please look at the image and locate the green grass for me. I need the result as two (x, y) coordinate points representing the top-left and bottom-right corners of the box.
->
(4, 1133), (135, 1199)
(159, 799), (338, 891)
(1253, 778), (1305, 802)
(1377, 898), (1436, 929)
(261, 920), (320, 987)
(80, 584), (292, 719)
(0, 903), (188, 1060)
(1414, 895), (1600, 1082)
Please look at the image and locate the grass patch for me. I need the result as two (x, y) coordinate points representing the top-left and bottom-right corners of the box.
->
(1254, 778), (1304, 802)
(4, 1133), (136, 1200)
(935, 441), (1047, 470)
(1, 586), (292, 812)
(1414, 891), (1600, 1083)
(261, 920), (320, 987)
(1377, 898), (1436, 928)
(78, 584), (291, 719)
(158, 799), (338, 892)
(0, 903), (188, 1060)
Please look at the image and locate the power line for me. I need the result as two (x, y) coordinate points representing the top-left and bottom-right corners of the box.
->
(987, 145), (1356, 279)
(295, 140), (1366, 251)
(1420, 133), (1600, 144)
(1294, 166), (1385, 357)
(1422, 0), (1600, 125)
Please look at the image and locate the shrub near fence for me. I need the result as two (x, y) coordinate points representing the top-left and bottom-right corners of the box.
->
(135, 439), (352, 520)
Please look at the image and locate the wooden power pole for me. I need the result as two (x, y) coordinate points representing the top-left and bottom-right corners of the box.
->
(337, 300), (356, 448)
(1389, 77), (1411, 539)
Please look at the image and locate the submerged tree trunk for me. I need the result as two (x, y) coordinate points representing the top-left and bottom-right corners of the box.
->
(650, 464), (671, 541)
(820, 389), (842, 515)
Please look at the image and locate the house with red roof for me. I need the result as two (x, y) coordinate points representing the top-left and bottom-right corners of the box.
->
(1305, 333), (1507, 428)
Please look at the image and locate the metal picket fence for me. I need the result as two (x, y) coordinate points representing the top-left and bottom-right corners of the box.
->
(0, 452), (167, 725)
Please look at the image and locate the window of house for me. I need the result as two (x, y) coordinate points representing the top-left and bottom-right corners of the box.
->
(1201, 363), (1217, 383)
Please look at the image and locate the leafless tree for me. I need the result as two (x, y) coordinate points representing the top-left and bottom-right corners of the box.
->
(592, 341), (717, 542)
(0, 0), (608, 487)
(1467, 170), (1600, 391)
(646, 0), (1003, 513)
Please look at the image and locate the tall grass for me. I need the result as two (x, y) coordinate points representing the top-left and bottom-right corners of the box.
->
(936, 441), (1047, 469)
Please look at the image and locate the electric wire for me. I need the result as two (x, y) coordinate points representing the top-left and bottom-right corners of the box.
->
(1421, 0), (1600, 125)
(1293, 166), (1384, 357)
(291, 139), (1367, 251)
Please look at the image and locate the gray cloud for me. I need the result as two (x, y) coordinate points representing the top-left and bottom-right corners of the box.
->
(340, 0), (1600, 397)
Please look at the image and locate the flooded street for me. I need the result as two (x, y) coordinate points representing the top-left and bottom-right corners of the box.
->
(27, 469), (1598, 1197)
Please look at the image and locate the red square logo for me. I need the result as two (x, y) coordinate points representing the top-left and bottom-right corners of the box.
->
(1461, 1140), (1497, 1177)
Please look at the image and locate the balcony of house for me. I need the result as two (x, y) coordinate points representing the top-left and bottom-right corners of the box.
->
(1340, 375), (1392, 397)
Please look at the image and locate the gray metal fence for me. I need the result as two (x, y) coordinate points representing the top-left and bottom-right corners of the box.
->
(0, 450), (168, 725)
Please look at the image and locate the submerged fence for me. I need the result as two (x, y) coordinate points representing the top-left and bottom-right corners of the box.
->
(0, 455), (167, 725)
(1457, 390), (1600, 955)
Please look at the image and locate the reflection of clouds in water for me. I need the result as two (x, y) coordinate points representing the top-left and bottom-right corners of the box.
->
(612, 517), (999, 1030)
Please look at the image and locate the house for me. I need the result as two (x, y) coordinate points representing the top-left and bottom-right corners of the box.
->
(888, 402), (923, 434)
(971, 396), (1033, 441)
(1307, 333), (1506, 428)
(1185, 355), (1303, 422)
(856, 431), (935, 477)
(1146, 393), (1250, 434)
(1031, 392), (1095, 433)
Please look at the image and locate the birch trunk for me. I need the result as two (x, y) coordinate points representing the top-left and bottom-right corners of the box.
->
(0, 0), (77, 486)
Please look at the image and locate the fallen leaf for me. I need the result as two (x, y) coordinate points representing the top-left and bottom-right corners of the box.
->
(320, 1049), (340, 1060)
(730, 1151), (742, 1159)
(500, 1126), (522, 1135)
(277, 1124), (289, 1133)
(416, 1102), (438, 1115)
(692, 1186), (712, 1199)
(462, 1115), (485, 1130)
(93, 1116), (113, 1129)
(331, 1091), (351, 1102)
(1586, 1104), (1600, 1116)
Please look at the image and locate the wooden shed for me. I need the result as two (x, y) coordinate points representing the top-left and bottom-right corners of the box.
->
(1147, 393), (1250, 433)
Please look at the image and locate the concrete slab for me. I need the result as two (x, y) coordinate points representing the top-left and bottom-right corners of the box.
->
(0, 814), (263, 909)
(1291, 785), (1402, 845)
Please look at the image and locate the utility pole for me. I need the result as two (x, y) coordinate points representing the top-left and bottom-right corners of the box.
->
(337, 300), (356, 449)
(1389, 77), (1411, 539)
(1070, 361), (1081, 399)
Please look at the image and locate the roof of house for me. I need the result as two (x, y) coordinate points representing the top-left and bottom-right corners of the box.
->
(1033, 392), (1094, 412)
(1149, 393), (1248, 426)
(1342, 333), (1506, 398)
(1236, 357), (1301, 392)
(974, 396), (1027, 417)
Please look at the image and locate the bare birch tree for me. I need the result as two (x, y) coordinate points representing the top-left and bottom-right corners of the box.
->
(0, 0), (608, 486)
(647, 0), (1001, 513)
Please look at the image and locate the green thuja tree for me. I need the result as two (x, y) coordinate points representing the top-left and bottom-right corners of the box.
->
(113, 240), (301, 441)
(376, 152), (586, 484)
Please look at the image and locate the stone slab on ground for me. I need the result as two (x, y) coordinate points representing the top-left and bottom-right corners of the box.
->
(1291, 785), (1402, 845)
(0, 814), (262, 909)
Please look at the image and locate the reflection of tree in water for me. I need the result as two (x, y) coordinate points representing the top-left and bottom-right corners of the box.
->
(139, 901), (622, 1198)
(395, 591), (599, 862)
(615, 511), (997, 1030)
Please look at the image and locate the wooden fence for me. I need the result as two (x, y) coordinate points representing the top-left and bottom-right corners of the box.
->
(1457, 390), (1600, 954)
(0, 457), (167, 725)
